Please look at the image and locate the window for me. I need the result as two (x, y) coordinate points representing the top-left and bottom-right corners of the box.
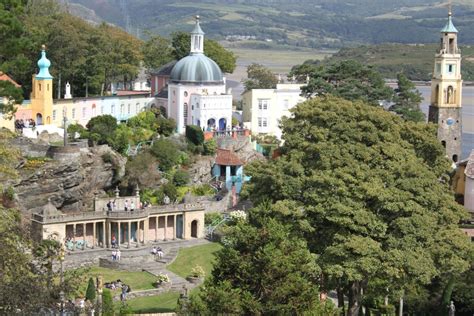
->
(184, 91), (188, 97)
(111, 105), (115, 114)
(258, 99), (269, 110)
(101, 106), (104, 114)
(127, 104), (131, 114)
(283, 99), (289, 110)
(39, 84), (42, 92)
(120, 104), (124, 115)
(183, 103), (188, 119)
(82, 107), (86, 118)
(258, 117), (268, 128)
(72, 108), (76, 119)
(52, 110), (56, 121)
(447, 64), (456, 74)
(436, 63), (441, 75)
(136, 103), (139, 113)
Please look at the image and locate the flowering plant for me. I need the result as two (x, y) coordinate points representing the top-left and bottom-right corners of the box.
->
(190, 265), (205, 278)
(156, 273), (170, 283)
(229, 210), (247, 222)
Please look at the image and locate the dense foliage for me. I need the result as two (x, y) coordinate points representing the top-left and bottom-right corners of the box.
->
(291, 60), (394, 106)
(243, 63), (278, 92)
(185, 207), (338, 315)
(242, 96), (473, 315)
(390, 73), (424, 122)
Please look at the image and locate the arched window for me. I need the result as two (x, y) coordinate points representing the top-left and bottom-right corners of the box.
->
(441, 140), (446, 148)
(111, 105), (115, 115)
(453, 154), (458, 163)
(127, 104), (131, 114)
(435, 85), (440, 105)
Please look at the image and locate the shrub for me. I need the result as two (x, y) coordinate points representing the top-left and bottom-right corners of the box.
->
(102, 289), (114, 316)
(157, 116), (176, 136)
(186, 125), (204, 146)
(156, 273), (170, 283)
(203, 138), (217, 155)
(192, 184), (215, 196)
(150, 138), (180, 171)
(155, 183), (178, 204)
(173, 170), (190, 186)
(85, 277), (96, 301)
(190, 265), (205, 278)
(205, 212), (223, 225)
(67, 123), (86, 140)
(85, 115), (118, 145)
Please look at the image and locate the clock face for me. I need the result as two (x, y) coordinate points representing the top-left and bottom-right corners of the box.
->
(446, 118), (455, 126)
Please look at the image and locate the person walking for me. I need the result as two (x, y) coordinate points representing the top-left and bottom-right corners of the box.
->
(130, 201), (135, 212)
(116, 249), (121, 261)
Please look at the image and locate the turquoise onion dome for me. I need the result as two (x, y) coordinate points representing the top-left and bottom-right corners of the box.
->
(36, 45), (53, 80)
(440, 12), (458, 33)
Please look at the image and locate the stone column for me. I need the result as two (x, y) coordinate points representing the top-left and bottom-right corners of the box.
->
(143, 220), (147, 244)
(128, 221), (131, 248)
(164, 216), (167, 241)
(102, 221), (106, 248)
(107, 222), (111, 248)
(92, 222), (96, 249)
(82, 223), (86, 250)
(173, 215), (177, 240)
(72, 224), (76, 251)
(118, 222), (121, 248)
(154, 216), (158, 242)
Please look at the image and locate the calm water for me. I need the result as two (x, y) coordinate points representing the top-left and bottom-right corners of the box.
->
(417, 85), (474, 159)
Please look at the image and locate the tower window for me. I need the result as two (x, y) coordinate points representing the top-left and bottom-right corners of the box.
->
(72, 108), (76, 119)
(39, 84), (42, 91)
(441, 140), (446, 148)
(52, 110), (56, 120)
(452, 155), (458, 163)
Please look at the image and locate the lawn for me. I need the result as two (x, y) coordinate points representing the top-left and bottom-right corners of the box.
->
(80, 266), (156, 293)
(124, 291), (181, 313)
(167, 242), (222, 279)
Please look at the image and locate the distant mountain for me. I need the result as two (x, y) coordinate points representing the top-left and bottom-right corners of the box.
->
(68, 0), (474, 48)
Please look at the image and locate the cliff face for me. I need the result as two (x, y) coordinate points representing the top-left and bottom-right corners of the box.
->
(14, 145), (126, 215)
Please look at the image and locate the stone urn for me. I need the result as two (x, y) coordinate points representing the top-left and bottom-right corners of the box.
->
(186, 276), (202, 284)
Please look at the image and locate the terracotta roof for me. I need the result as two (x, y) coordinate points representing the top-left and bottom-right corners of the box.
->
(115, 90), (150, 96)
(465, 150), (474, 179)
(215, 148), (243, 166)
(0, 72), (20, 88)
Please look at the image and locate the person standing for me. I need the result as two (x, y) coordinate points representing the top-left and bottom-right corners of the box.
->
(124, 200), (129, 212)
(117, 249), (121, 261)
(130, 201), (135, 212)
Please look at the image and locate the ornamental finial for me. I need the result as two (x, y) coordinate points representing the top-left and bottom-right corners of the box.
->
(41, 44), (46, 50)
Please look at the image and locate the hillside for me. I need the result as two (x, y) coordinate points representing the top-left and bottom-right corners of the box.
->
(69, 0), (474, 48)
(316, 44), (474, 81)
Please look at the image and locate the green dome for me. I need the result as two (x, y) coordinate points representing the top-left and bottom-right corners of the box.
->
(170, 53), (223, 85)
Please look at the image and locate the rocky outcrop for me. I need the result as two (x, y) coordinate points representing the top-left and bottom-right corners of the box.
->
(14, 145), (126, 215)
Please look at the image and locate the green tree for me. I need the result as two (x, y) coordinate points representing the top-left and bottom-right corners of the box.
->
(67, 123), (86, 140)
(186, 207), (337, 315)
(243, 63), (278, 91)
(141, 34), (174, 70)
(390, 72), (424, 122)
(0, 79), (23, 117)
(102, 288), (114, 316)
(185, 125), (204, 146)
(203, 138), (217, 155)
(156, 116), (176, 136)
(243, 96), (473, 315)
(173, 169), (190, 186)
(0, 130), (20, 181)
(291, 60), (393, 106)
(150, 138), (180, 171)
(85, 277), (96, 302)
(171, 31), (236, 73)
(85, 114), (118, 145)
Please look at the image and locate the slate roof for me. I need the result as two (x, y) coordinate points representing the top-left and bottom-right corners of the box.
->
(215, 148), (243, 166)
(150, 61), (177, 76)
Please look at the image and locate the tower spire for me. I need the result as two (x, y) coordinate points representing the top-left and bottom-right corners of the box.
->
(36, 44), (53, 80)
(190, 15), (205, 54)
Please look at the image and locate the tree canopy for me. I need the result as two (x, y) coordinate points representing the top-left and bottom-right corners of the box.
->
(243, 63), (278, 92)
(291, 60), (393, 106)
(243, 95), (473, 315)
(390, 72), (424, 122)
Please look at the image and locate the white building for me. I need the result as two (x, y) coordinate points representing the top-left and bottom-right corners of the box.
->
(167, 16), (232, 133)
(242, 83), (306, 139)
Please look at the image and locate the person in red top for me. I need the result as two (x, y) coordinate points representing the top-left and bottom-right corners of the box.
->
(111, 235), (117, 248)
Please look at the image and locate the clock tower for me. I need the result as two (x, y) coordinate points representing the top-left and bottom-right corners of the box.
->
(428, 11), (462, 162)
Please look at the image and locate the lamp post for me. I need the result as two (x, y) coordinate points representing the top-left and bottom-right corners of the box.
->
(59, 243), (65, 316)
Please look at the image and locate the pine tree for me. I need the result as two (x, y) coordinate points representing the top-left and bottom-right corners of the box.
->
(390, 72), (425, 122)
(85, 277), (96, 302)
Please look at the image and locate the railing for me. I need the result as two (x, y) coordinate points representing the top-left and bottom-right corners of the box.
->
(33, 203), (206, 224)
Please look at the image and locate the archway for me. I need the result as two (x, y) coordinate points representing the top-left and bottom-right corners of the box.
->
(191, 220), (198, 238)
(435, 85), (440, 105)
(159, 106), (167, 117)
(36, 113), (43, 125)
(207, 118), (216, 130)
(219, 118), (227, 131)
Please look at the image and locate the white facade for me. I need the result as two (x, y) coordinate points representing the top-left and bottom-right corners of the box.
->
(168, 82), (232, 133)
(242, 83), (306, 139)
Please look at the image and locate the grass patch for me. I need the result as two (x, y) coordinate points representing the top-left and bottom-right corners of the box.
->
(78, 266), (156, 293)
(125, 291), (180, 313)
(167, 243), (222, 278)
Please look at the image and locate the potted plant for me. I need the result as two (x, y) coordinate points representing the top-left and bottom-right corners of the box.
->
(186, 265), (205, 284)
(154, 273), (170, 287)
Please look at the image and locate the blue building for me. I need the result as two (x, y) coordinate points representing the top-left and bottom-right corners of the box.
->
(212, 149), (244, 193)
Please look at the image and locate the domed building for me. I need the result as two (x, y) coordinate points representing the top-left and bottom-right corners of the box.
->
(167, 16), (232, 133)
